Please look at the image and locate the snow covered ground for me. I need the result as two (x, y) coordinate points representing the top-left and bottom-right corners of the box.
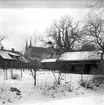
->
(0, 69), (104, 105)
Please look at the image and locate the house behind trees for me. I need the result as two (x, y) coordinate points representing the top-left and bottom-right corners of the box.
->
(24, 39), (54, 60)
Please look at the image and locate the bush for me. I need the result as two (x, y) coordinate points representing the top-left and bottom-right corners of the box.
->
(79, 80), (94, 89)
(92, 75), (104, 86)
(79, 75), (104, 90)
(0, 84), (22, 104)
(41, 85), (66, 98)
(39, 81), (73, 98)
(11, 73), (20, 80)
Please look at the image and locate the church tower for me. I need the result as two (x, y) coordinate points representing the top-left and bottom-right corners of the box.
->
(30, 37), (32, 47)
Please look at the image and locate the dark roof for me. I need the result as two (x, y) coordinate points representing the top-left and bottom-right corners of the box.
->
(57, 51), (103, 61)
(30, 46), (52, 54)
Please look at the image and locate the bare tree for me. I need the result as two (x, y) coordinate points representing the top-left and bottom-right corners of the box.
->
(26, 34), (41, 86)
(47, 15), (81, 55)
(82, 15), (104, 59)
(0, 35), (6, 47)
(29, 58), (40, 86)
(82, 15), (104, 75)
(88, 0), (104, 17)
(42, 16), (82, 85)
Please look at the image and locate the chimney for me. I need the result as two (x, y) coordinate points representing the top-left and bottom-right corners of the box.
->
(1, 46), (4, 50)
(11, 48), (14, 52)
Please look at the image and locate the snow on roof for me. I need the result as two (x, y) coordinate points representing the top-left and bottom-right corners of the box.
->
(20, 56), (28, 63)
(58, 51), (103, 61)
(41, 59), (57, 63)
(0, 50), (13, 60)
(7, 51), (21, 57)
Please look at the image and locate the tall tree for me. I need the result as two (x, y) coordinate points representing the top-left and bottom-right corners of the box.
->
(47, 15), (80, 55)
(88, 0), (104, 16)
(0, 35), (6, 47)
(83, 15), (104, 59)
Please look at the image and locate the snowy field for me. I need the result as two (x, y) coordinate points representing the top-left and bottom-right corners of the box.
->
(0, 69), (104, 105)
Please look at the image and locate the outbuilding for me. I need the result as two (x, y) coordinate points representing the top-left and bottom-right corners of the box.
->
(41, 51), (104, 75)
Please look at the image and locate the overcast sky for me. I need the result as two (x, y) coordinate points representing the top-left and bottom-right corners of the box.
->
(0, 0), (93, 52)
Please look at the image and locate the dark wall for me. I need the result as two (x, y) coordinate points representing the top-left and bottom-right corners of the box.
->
(0, 59), (30, 69)
(41, 60), (100, 74)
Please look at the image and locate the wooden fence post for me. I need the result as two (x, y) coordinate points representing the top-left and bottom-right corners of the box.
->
(21, 65), (23, 78)
(11, 62), (13, 78)
(5, 62), (8, 80)
(81, 63), (84, 83)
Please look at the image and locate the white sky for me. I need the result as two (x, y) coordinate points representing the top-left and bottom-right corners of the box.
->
(0, 0), (92, 52)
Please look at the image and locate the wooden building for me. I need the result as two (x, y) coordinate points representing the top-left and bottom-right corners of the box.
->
(0, 49), (28, 69)
(41, 51), (104, 75)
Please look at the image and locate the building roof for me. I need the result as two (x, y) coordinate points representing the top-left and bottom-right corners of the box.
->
(41, 58), (57, 63)
(0, 50), (13, 60)
(8, 51), (21, 57)
(0, 49), (28, 63)
(57, 51), (103, 61)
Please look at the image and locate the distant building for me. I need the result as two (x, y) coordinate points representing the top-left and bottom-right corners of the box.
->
(24, 38), (53, 59)
(0, 47), (28, 69)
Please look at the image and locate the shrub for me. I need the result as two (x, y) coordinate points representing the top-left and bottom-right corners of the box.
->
(0, 84), (21, 104)
(79, 75), (104, 89)
(92, 75), (104, 86)
(41, 85), (66, 98)
(79, 80), (94, 89)
(40, 81), (73, 98)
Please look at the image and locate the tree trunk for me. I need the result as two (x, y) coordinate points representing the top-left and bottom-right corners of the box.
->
(21, 68), (23, 78)
(11, 68), (13, 78)
(34, 76), (36, 86)
(101, 52), (103, 60)
(57, 72), (62, 85)
(33, 69), (36, 86)
(100, 51), (104, 73)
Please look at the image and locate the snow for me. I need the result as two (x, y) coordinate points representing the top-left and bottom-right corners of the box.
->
(41, 59), (57, 63)
(58, 51), (102, 61)
(29, 95), (104, 105)
(19, 56), (28, 63)
(8, 51), (20, 57)
(0, 50), (28, 63)
(0, 69), (104, 105)
(0, 50), (13, 60)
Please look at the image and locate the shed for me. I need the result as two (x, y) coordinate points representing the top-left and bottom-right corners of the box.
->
(41, 51), (104, 75)
(57, 51), (102, 61)
(57, 51), (103, 74)
(0, 50), (28, 69)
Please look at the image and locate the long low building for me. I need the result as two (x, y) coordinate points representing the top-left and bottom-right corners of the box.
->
(0, 49), (28, 69)
(41, 51), (104, 75)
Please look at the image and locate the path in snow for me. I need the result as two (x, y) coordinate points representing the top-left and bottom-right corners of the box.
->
(19, 95), (104, 105)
